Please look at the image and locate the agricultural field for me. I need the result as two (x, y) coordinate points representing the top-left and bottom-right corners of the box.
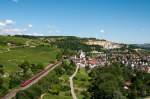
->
(0, 35), (61, 73)
(0, 46), (60, 73)
(0, 36), (29, 46)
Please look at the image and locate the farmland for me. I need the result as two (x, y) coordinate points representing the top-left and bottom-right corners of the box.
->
(0, 35), (61, 72)
(0, 46), (60, 73)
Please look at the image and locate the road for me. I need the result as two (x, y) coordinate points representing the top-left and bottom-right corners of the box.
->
(2, 62), (61, 99)
(69, 64), (79, 99)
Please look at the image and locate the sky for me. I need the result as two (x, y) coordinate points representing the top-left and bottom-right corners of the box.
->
(0, 0), (150, 44)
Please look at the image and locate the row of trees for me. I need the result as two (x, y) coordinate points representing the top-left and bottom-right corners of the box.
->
(0, 64), (4, 89)
(9, 61), (44, 89)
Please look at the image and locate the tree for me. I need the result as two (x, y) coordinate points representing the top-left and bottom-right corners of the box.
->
(62, 60), (76, 75)
(88, 63), (127, 99)
(81, 91), (90, 99)
(9, 72), (23, 89)
(0, 64), (4, 89)
(56, 53), (62, 61)
(18, 61), (34, 79)
(0, 64), (4, 76)
(0, 64), (3, 68)
(36, 63), (44, 69)
(0, 77), (3, 89)
(18, 61), (31, 74)
(31, 63), (44, 73)
(88, 72), (121, 99)
(16, 90), (34, 99)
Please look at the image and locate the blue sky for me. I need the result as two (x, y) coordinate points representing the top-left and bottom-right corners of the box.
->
(0, 0), (150, 44)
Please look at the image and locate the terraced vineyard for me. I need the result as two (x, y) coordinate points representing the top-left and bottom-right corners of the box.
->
(0, 47), (59, 73)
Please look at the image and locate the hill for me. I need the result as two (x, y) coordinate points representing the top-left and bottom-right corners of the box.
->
(0, 35), (61, 96)
(136, 44), (150, 49)
(129, 44), (150, 50)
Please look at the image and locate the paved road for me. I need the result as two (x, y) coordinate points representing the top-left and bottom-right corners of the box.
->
(2, 62), (61, 99)
(69, 64), (79, 99)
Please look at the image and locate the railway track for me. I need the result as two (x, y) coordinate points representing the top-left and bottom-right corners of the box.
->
(2, 62), (61, 99)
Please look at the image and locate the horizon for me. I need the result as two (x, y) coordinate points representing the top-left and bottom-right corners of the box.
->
(0, 0), (150, 44)
(0, 34), (149, 45)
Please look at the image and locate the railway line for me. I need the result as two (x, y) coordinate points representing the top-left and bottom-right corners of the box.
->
(2, 62), (61, 99)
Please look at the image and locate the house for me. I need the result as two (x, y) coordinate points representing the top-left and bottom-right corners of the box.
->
(87, 59), (100, 68)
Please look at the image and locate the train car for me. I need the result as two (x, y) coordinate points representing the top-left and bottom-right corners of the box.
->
(20, 70), (46, 87)
(20, 62), (59, 87)
(21, 79), (32, 87)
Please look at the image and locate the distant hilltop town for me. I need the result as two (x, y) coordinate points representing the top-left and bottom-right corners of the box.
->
(84, 39), (122, 49)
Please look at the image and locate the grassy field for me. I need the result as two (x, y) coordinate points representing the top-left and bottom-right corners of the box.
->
(74, 68), (90, 99)
(43, 93), (72, 99)
(0, 46), (60, 73)
(0, 36), (29, 45)
(42, 75), (72, 99)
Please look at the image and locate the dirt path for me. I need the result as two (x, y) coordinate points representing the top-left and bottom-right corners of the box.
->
(2, 62), (61, 99)
(69, 64), (79, 99)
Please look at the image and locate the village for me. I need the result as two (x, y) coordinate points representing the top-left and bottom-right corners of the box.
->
(71, 49), (150, 73)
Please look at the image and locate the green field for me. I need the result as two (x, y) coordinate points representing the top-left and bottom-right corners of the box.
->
(0, 46), (60, 73)
(0, 36), (29, 46)
(74, 68), (90, 99)
(43, 93), (72, 99)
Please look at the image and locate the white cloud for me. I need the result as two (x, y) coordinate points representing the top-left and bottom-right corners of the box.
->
(0, 22), (6, 26)
(0, 19), (15, 26)
(100, 29), (104, 33)
(5, 19), (15, 25)
(0, 28), (27, 35)
(0, 19), (29, 35)
(0, 19), (43, 36)
(28, 24), (33, 28)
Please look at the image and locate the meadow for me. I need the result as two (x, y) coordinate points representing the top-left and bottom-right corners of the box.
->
(74, 68), (90, 99)
(0, 46), (60, 73)
(43, 94), (71, 99)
